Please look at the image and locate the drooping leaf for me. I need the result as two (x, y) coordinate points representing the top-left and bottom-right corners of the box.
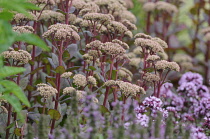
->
(0, 80), (30, 107)
(55, 66), (65, 74)
(100, 105), (110, 115)
(15, 33), (50, 51)
(0, 66), (25, 78)
(48, 109), (61, 120)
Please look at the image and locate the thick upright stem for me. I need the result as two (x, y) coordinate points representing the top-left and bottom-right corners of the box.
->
(5, 104), (12, 139)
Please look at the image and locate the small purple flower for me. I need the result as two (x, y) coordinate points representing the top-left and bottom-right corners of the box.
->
(179, 72), (203, 87)
(136, 113), (149, 127)
(142, 96), (163, 110)
(177, 82), (197, 97)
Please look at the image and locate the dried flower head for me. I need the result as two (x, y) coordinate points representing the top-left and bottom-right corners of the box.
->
(120, 10), (137, 24)
(76, 90), (86, 100)
(61, 72), (73, 78)
(173, 53), (192, 63)
(146, 55), (160, 62)
(36, 83), (58, 99)
(124, 30), (133, 38)
(155, 1), (178, 14)
(87, 76), (97, 87)
(134, 33), (152, 39)
(83, 13), (113, 24)
(133, 47), (143, 55)
(73, 74), (87, 87)
(107, 21), (128, 34)
(100, 42), (126, 56)
(112, 39), (129, 50)
(116, 81), (145, 96)
(135, 38), (164, 53)
(29, 0), (55, 5)
(2, 49), (32, 64)
(83, 2), (100, 13)
(88, 50), (102, 58)
(121, 20), (137, 30)
(43, 24), (80, 41)
(63, 87), (76, 95)
(155, 60), (180, 71)
(143, 73), (160, 83)
(72, 0), (86, 9)
(13, 12), (36, 23)
(86, 40), (102, 49)
(83, 54), (93, 61)
(13, 26), (34, 34)
(125, 52), (136, 58)
(152, 37), (168, 49)
(104, 80), (117, 87)
(129, 58), (142, 68)
(143, 2), (156, 12)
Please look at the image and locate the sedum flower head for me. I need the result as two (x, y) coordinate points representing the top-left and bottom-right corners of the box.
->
(73, 74), (87, 87)
(143, 2), (156, 12)
(120, 10), (137, 24)
(143, 73), (160, 83)
(146, 55), (160, 62)
(14, 12), (36, 23)
(29, 0), (55, 5)
(121, 19), (137, 30)
(72, 0), (86, 9)
(61, 72), (73, 78)
(116, 81), (145, 97)
(155, 1), (178, 14)
(86, 40), (102, 49)
(112, 39), (129, 50)
(88, 50), (102, 58)
(100, 42), (126, 56)
(83, 13), (113, 24)
(124, 30), (133, 38)
(13, 26), (34, 34)
(104, 80), (117, 87)
(155, 60), (180, 71)
(2, 49), (32, 64)
(133, 47), (143, 55)
(152, 37), (168, 49)
(134, 33), (152, 39)
(129, 58), (142, 68)
(42, 24), (80, 41)
(107, 21), (128, 34)
(63, 87), (76, 95)
(87, 76), (97, 87)
(134, 38), (164, 53)
(36, 83), (58, 99)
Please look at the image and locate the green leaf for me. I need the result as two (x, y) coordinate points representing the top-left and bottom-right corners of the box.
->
(0, 66), (25, 78)
(66, 66), (80, 72)
(100, 105), (110, 115)
(0, 10), (14, 21)
(15, 33), (50, 51)
(1, 94), (24, 121)
(55, 66), (65, 74)
(89, 66), (96, 71)
(0, 80), (30, 107)
(0, 20), (16, 53)
(14, 128), (22, 136)
(48, 109), (61, 120)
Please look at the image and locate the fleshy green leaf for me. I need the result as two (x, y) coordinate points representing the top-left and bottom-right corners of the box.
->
(48, 109), (61, 120)
(15, 33), (50, 51)
(0, 80), (30, 107)
(0, 66), (25, 78)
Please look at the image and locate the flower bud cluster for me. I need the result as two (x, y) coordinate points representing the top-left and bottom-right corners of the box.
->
(61, 72), (73, 78)
(87, 76), (97, 87)
(73, 74), (87, 87)
(13, 26), (34, 34)
(143, 72), (160, 83)
(36, 83), (58, 99)
(2, 49), (32, 64)
(43, 24), (80, 41)
(155, 60), (180, 72)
